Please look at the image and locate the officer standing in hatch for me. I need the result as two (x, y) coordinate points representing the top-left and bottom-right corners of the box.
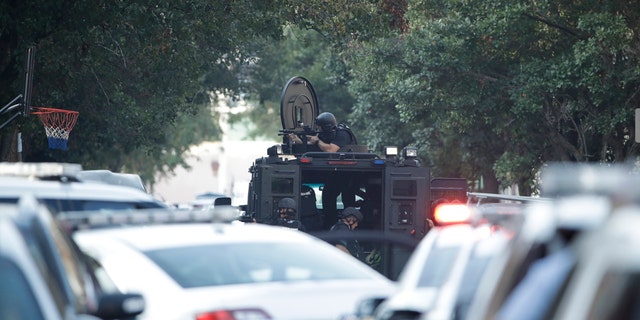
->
(287, 112), (357, 152)
(288, 112), (359, 228)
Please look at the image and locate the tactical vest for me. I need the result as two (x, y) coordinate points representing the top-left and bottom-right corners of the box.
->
(337, 122), (358, 145)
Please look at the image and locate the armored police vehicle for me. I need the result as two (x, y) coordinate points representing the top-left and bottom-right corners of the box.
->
(245, 76), (466, 279)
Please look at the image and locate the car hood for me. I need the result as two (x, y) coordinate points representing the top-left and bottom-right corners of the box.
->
(140, 279), (396, 320)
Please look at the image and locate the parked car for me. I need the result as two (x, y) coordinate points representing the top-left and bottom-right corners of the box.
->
(0, 194), (145, 320)
(467, 164), (622, 320)
(369, 202), (525, 320)
(76, 169), (147, 192)
(69, 208), (397, 320)
(0, 162), (167, 213)
(550, 207), (640, 320)
(0, 208), (72, 320)
(191, 192), (232, 211)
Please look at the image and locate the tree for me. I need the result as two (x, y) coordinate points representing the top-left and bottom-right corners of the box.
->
(237, 0), (409, 150)
(0, 0), (287, 184)
(343, 0), (640, 193)
(235, 26), (355, 142)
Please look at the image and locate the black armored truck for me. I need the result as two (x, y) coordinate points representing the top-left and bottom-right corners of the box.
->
(244, 76), (467, 279)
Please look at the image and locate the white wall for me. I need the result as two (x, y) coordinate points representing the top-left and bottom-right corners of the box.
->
(153, 140), (276, 206)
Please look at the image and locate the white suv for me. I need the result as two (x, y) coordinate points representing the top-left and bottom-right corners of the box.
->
(0, 162), (167, 214)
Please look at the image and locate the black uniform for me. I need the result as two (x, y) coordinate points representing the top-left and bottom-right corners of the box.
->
(318, 124), (357, 148)
(322, 124), (359, 228)
(275, 217), (306, 231)
(329, 221), (364, 260)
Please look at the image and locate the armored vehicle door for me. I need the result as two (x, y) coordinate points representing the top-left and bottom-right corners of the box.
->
(383, 165), (430, 279)
(384, 166), (431, 236)
(248, 162), (301, 224)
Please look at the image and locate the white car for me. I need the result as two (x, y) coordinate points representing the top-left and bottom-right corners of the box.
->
(72, 214), (397, 320)
(0, 162), (167, 213)
(372, 202), (525, 320)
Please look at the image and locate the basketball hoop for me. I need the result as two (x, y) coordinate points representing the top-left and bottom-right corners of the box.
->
(31, 107), (79, 150)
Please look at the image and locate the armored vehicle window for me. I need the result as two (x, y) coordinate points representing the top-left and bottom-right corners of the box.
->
(272, 177), (294, 194)
(393, 180), (417, 197)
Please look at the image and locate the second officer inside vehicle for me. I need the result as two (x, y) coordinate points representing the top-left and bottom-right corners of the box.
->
(329, 207), (380, 266)
(274, 197), (306, 231)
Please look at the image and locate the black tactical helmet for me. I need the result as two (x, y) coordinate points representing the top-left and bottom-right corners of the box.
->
(315, 112), (337, 131)
(277, 197), (297, 211)
(341, 207), (363, 221)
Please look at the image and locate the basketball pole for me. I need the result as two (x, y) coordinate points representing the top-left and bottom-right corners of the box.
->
(19, 46), (36, 161)
(0, 46), (35, 161)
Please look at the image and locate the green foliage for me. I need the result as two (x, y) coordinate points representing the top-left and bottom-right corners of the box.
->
(5, 0), (639, 195)
(343, 0), (640, 193)
(236, 26), (355, 141)
(1, 0), (287, 184)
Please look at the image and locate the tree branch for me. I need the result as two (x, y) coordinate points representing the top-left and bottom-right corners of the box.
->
(522, 12), (589, 40)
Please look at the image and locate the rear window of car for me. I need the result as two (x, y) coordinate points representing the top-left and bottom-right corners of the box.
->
(145, 242), (373, 288)
(0, 258), (46, 320)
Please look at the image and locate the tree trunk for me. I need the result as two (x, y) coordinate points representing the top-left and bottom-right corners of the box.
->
(0, 127), (19, 162)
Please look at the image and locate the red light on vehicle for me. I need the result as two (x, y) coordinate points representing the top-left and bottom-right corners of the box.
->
(195, 308), (272, 320)
(299, 157), (312, 164)
(327, 160), (358, 165)
(433, 203), (471, 225)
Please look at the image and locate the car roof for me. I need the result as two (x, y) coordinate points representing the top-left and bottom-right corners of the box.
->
(195, 192), (229, 199)
(76, 170), (146, 192)
(0, 176), (163, 203)
(74, 222), (327, 252)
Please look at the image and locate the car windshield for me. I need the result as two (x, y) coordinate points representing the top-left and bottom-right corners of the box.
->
(144, 242), (373, 288)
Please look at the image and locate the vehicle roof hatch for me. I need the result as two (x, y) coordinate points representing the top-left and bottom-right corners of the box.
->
(280, 76), (319, 132)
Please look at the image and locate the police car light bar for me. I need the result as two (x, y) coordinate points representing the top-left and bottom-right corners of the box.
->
(57, 206), (242, 230)
(0, 162), (83, 178)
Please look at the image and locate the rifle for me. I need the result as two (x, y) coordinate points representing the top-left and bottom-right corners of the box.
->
(278, 124), (318, 142)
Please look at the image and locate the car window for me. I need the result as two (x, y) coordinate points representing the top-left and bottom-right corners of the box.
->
(589, 270), (640, 320)
(145, 242), (373, 288)
(23, 221), (69, 314)
(83, 254), (119, 294)
(454, 253), (493, 319)
(417, 246), (460, 288)
(0, 258), (46, 320)
(45, 218), (94, 312)
(41, 199), (161, 213)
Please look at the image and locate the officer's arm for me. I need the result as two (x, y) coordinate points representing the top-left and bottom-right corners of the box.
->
(307, 135), (340, 152)
(317, 139), (340, 152)
(287, 133), (303, 144)
(335, 244), (350, 254)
